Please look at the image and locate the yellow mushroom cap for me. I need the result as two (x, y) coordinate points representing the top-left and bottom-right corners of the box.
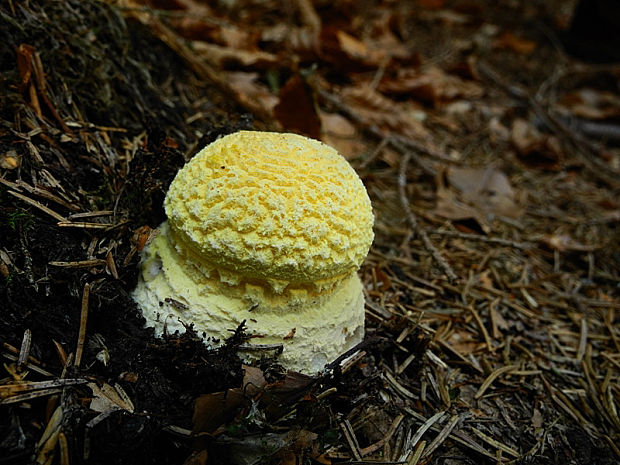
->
(165, 131), (374, 288)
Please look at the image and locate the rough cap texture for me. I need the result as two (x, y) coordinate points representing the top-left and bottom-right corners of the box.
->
(165, 131), (374, 288)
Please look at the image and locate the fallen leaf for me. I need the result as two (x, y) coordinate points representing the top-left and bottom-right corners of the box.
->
(88, 382), (134, 414)
(433, 185), (490, 233)
(191, 41), (279, 69)
(274, 74), (321, 139)
(419, 8), (473, 25)
(320, 112), (356, 138)
(446, 329), (486, 354)
(540, 234), (600, 252)
(379, 66), (484, 106)
(226, 72), (279, 116)
(558, 88), (620, 120)
(242, 365), (267, 398)
(511, 118), (562, 170)
(321, 27), (386, 70)
(193, 389), (247, 434)
(320, 111), (365, 160)
(494, 31), (537, 55)
(447, 166), (523, 219)
(336, 30), (375, 62)
(341, 85), (431, 141)
(261, 24), (318, 56)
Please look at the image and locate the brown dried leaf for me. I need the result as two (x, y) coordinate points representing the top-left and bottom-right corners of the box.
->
(320, 28), (386, 70)
(274, 74), (321, 139)
(88, 382), (134, 414)
(446, 329), (486, 355)
(193, 389), (247, 434)
(242, 365), (267, 398)
(447, 166), (523, 219)
(558, 88), (620, 120)
(494, 31), (537, 55)
(511, 119), (562, 170)
(226, 72), (279, 115)
(336, 30), (386, 65)
(320, 111), (365, 160)
(341, 85), (431, 141)
(433, 185), (490, 233)
(261, 24), (318, 55)
(379, 66), (484, 106)
(191, 41), (278, 69)
(260, 371), (315, 419)
(540, 234), (600, 252)
(320, 112), (356, 138)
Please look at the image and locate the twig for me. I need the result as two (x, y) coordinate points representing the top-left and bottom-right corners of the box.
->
(399, 154), (458, 281)
(8, 190), (66, 222)
(57, 221), (113, 229)
(0, 178), (79, 212)
(75, 283), (90, 368)
(429, 230), (533, 250)
(49, 259), (107, 268)
(359, 137), (388, 169)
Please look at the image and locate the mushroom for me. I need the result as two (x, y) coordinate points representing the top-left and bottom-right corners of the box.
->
(132, 131), (374, 374)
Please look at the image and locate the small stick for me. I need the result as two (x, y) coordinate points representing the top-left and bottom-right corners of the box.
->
(430, 230), (533, 250)
(399, 154), (458, 281)
(49, 259), (107, 268)
(75, 283), (90, 368)
(8, 190), (65, 222)
(67, 210), (114, 219)
(57, 221), (113, 229)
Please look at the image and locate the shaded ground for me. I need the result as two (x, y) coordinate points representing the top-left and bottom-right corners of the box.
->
(1, 1), (619, 464)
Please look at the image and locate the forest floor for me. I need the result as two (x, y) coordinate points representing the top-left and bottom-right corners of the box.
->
(1, 1), (619, 464)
